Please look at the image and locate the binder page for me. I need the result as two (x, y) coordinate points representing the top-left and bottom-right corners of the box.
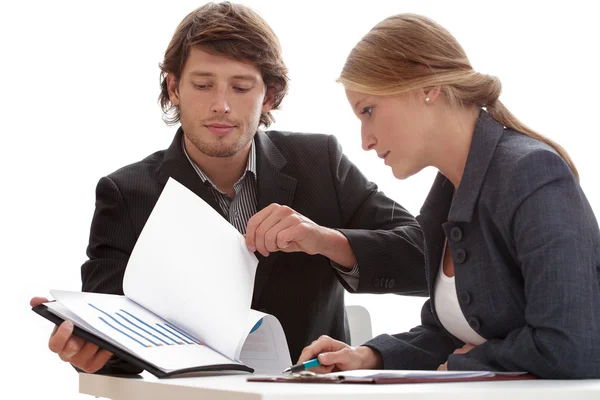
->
(123, 178), (259, 361)
(49, 290), (240, 372)
(238, 309), (291, 374)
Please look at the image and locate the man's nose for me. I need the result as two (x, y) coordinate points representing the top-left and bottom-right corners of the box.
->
(211, 90), (231, 114)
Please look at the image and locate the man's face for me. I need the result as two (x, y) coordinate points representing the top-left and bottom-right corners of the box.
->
(167, 48), (273, 158)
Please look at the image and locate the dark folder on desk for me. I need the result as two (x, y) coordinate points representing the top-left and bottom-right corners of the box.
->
(33, 304), (254, 378)
(248, 370), (536, 384)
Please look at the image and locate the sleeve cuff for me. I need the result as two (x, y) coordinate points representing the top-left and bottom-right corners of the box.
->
(331, 261), (360, 278)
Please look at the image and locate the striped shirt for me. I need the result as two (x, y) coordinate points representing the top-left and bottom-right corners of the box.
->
(182, 136), (257, 234)
(182, 136), (359, 282)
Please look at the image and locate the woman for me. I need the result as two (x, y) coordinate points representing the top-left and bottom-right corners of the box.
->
(298, 14), (600, 378)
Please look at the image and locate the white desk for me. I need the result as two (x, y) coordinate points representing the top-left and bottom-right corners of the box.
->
(79, 372), (600, 400)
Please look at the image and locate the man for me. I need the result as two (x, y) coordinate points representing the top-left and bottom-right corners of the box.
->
(31, 1), (426, 374)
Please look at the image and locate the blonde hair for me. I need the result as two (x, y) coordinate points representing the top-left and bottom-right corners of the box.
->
(339, 14), (578, 180)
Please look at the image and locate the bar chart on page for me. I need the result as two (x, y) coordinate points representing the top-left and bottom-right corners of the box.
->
(87, 303), (203, 348)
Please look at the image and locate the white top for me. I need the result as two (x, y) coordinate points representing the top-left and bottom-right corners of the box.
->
(434, 242), (486, 345)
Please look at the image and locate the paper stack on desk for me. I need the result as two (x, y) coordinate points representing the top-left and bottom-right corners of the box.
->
(248, 369), (533, 384)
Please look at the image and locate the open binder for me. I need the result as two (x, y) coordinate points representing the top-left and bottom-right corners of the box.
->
(33, 303), (253, 377)
(32, 178), (292, 377)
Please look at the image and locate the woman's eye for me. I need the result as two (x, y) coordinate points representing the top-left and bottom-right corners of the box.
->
(360, 107), (373, 116)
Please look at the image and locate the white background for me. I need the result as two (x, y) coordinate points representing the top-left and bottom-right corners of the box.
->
(1, 1), (598, 398)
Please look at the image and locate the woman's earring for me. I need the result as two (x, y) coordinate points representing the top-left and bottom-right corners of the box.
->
(425, 97), (430, 103)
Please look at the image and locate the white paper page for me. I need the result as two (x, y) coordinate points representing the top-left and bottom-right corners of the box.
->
(49, 290), (241, 372)
(46, 300), (99, 335)
(122, 178), (258, 361)
(238, 309), (292, 374)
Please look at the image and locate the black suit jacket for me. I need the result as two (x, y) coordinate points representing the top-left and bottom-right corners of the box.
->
(81, 129), (426, 370)
(364, 111), (600, 379)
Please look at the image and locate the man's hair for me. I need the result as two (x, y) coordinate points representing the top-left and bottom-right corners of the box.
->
(159, 2), (289, 127)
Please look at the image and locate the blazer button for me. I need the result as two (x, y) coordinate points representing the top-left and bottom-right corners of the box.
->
(458, 290), (471, 305)
(387, 279), (395, 289)
(454, 248), (467, 264)
(372, 278), (380, 288)
(450, 227), (463, 242)
(467, 316), (480, 330)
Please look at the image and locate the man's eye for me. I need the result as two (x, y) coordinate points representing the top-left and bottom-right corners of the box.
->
(234, 87), (251, 93)
(194, 84), (209, 89)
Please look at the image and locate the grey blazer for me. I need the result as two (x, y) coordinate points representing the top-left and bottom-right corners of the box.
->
(365, 110), (600, 378)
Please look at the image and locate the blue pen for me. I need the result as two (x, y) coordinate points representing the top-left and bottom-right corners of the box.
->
(282, 357), (321, 374)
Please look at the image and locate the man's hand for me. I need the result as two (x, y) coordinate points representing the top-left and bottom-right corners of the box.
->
(296, 335), (383, 374)
(30, 296), (113, 373)
(244, 204), (357, 268)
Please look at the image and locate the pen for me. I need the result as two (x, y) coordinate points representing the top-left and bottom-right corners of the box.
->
(282, 357), (321, 374)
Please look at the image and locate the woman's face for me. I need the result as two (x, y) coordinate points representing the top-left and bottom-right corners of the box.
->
(345, 89), (434, 180)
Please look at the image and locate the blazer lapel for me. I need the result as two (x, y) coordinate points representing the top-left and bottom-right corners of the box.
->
(416, 173), (454, 298)
(448, 110), (504, 223)
(418, 110), (504, 290)
(252, 132), (297, 306)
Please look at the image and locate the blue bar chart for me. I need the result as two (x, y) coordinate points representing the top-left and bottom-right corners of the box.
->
(88, 303), (203, 348)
